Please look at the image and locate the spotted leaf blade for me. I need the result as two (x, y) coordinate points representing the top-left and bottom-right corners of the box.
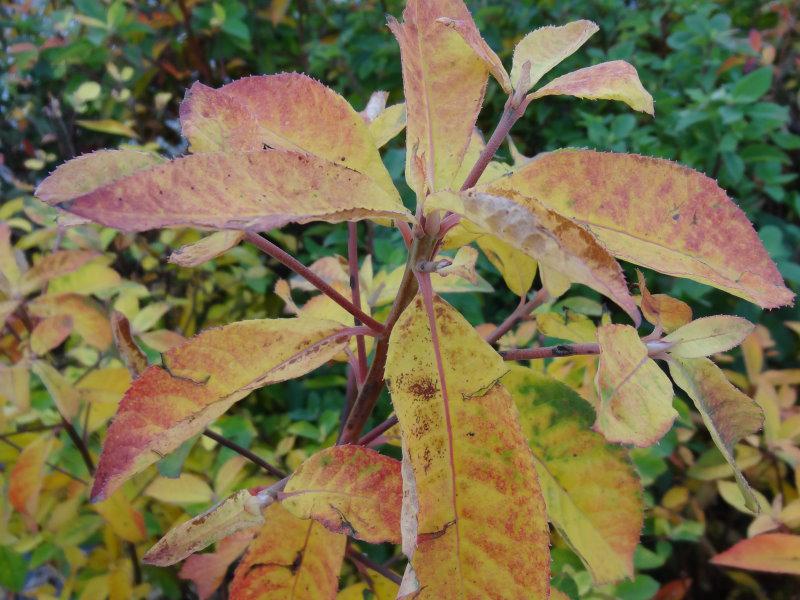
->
(229, 503), (346, 600)
(91, 317), (352, 501)
(281, 446), (402, 544)
(385, 296), (550, 599)
(504, 366), (643, 584)
(38, 150), (410, 233)
(487, 150), (793, 308)
(388, 0), (489, 195)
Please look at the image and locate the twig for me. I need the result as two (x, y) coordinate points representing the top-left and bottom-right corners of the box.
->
(346, 546), (403, 586)
(202, 429), (286, 479)
(501, 339), (673, 361)
(484, 289), (548, 345)
(358, 415), (398, 446)
(244, 231), (384, 333)
(347, 222), (368, 383)
(62, 416), (95, 475)
(0, 437), (87, 485)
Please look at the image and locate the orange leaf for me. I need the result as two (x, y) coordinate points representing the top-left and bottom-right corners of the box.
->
(91, 317), (352, 501)
(711, 533), (800, 575)
(488, 150), (793, 308)
(528, 60), (654, 114)
(9, 435), (55, 524)
(637, 270), (692, 333)
(39, 150), (409, 233)
(281, 446), (401, 544)
(30, 314), (73, 355)
(179, 530), (258, 600)
(28, 293), (112, 350)
(179, 74), (396, 195)
(385, 296), (550, 599)
(595, 324), (676, 446)
(229, 503), (346, 600)
(111, 311), (148, 377)
(388, 0), (489, 195)
(20, 250), (99, 295)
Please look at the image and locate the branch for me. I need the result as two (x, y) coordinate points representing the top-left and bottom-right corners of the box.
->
(203, 429), (286, 479)
(244, 231), (384, 333)
(346, 546), (403, 586)
(358, 415), (398, 446)
(501, 339), (673, 361)
(484, 289), (548, 345)
(347, 222), (368, 383)
(0, 437), (87, 485)
(62, 416), (95, 475)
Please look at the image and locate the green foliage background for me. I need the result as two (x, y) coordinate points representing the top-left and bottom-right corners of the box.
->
(1, 0), (799, 598)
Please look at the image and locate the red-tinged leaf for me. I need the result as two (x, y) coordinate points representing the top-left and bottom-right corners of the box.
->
(9, 435), (55, 524)
(653, 579), (692, 600)
(385, 296), (550, 599)
(711, 533), (800, 575)
(669, 357), (763, 511)
(30, 314), (73, 355)
(427, 189), (640, 324)
(281, 446), (401, 544)
(511, 20), (599, 92)
(505, 367), (643, 584)
(92, 489), (147, 543)
(229, 503), (346, 600)
(637, 270), (692, 333)
(19, 250), (99, 295)
(42, 150), (409, 232)
(595, 324), (676, 446)
(34, 149), (166, 205)
(169, 230), (244, 267)
(31, 360), (80, 420)
(179, 530), (258, 600)
(91, 317), (352, 501)
(528, 60), (655, 114)
(664, 316), (754, 358)
(436, 17), (511, 93)
(388, 0), (489, 195)
(179, 74), (396, 195)
(144, 489), (267, 566)
(28, 293), (112, 350)
(487, 150), (794, 308)
(111, 311), (148, 377)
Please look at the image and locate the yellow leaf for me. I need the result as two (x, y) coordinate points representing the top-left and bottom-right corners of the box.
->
(529, 60), (654, 114)
(169, 231), (244, 267)
(9, 435), (55, 525)
(79, 575), (110, 600)
(337, 568), (399, 600)
(670, 357), (764, 511)
(91, 317), (352, 500)
(30, 315), (73, 355)
(664, 315), (754, 358)
(144, 489), (265, 567)
(282, 446), (401, 544)
(229, 503), (346, 599)
(46, 260), (122, 296)
(385, 296), (550, 599)
(537, 311), (596, 344)
(504, 366), (643, 584)
(368, 102), (407, 148)
(19, 250), (100, 295)
(637, 270), (692, 333)
(489, 149), (794, 309)
(437, 17), (511, 93)
(0, 222), (22, 293)
(145, 473), (213, 505)
(76, 119), (138, 138)
(179, 74), (396, 196)
(92, 490), (146, 543)
(477, 234), (537, 297)
(388, 0), (488, 195)
(31, 360), (80, 420)
(511, 20), (599, 92)
(595, 324), (675, 446)
(28, 293), (112, 350)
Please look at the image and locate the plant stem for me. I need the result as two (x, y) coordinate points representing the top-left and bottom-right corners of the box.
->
(346, 546), (402, 585)
(501, 339), (673, 361)
(0, 437), (87, 485)
(244, 231), (384, 333)
(202, 429), (286, 479)
(358, 415), (398, 446)
(484, 288), (548, 345)
(347, 222), (368, 384)
(62, 416), (95, 475)
(339, 234), (438, 444)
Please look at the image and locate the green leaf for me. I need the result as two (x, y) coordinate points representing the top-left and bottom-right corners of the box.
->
(731, 67), (772, 103)
(157, 436), (198, 479)
(0, 545), (28, 592)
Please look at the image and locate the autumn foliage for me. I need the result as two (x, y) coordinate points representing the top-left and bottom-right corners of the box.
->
(3, 0), (800, 598)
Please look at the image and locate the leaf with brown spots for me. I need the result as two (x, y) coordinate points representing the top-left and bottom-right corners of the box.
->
(281, 446), (401, 544)
(487, 150), (794, 308)
(669, 357), (763, 511)
(504, 366), (643, 584)
(91, 317), (354, 501)
(595, 324), (676, 446)
(427, 189), (640, 324)
(229, 502), (346, 600)
(144, 488), (267, 567)
(37, 150), (410, 233)
(179, 73), (396, 195)
(385, 296), (550, 599)
(388, 0), (489, 196)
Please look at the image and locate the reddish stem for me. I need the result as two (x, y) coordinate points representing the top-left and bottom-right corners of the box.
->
(358, 415), (398, 446)
(347, 222), (368, 384)
(501, 339), (672, 361)
(484, 289), (548, 345)
(244, 231), (383, 333)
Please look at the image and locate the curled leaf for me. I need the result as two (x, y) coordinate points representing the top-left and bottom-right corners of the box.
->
(637, 270), (692, 333)
(169, 231), (244, 267)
